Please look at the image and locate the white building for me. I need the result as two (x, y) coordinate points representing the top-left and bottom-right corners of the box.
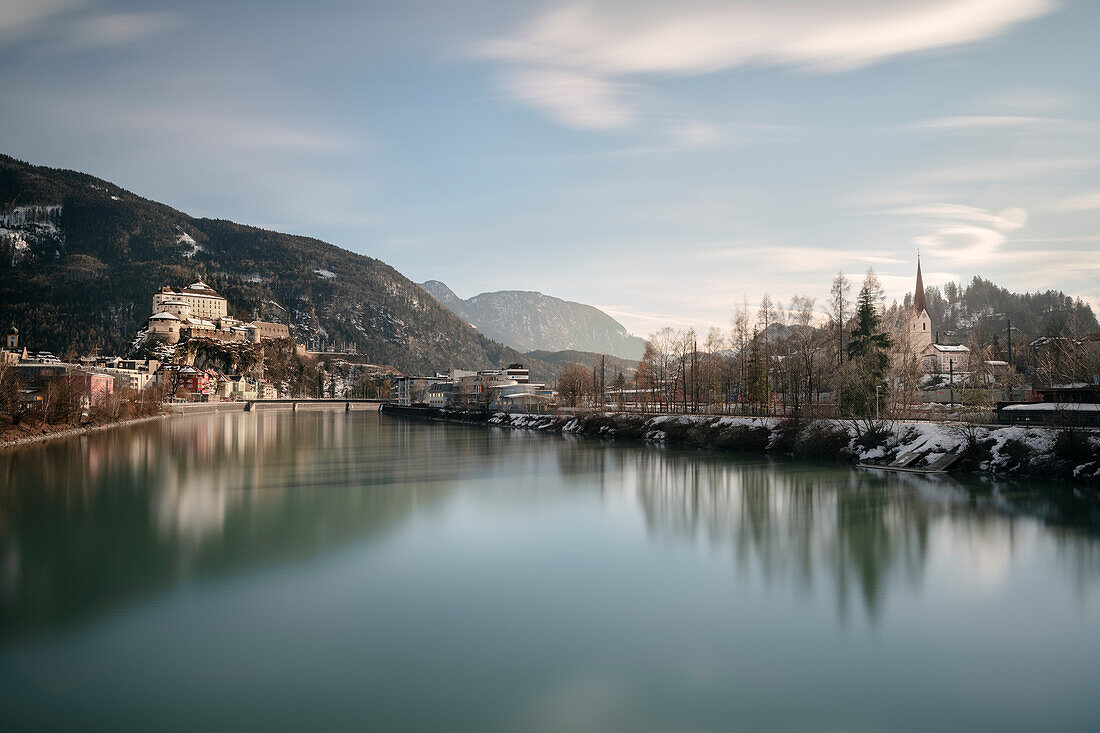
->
(147, 282), (289, 345)
(922, 343), (970, 373)
(152, 281), (227, 322)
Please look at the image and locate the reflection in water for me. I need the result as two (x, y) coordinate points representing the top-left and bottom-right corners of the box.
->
(2, 412), (1100, 732)
(2, 413), (1099, 638)
(584, 443), (1100, 620)
(0, 412), (482, 637)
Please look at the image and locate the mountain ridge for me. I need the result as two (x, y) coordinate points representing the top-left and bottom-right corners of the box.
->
(418, 280), (647, 360)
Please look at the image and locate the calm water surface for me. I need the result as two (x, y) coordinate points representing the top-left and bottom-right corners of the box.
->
(1, 410), (1099, 731)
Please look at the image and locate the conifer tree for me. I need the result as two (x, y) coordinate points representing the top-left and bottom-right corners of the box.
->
(843, 270), (893, 415)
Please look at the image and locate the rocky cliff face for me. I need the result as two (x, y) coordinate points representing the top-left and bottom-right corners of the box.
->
(419, 281), (647, 360)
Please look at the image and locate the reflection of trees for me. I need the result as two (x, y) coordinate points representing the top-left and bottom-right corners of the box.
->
(0, 412), (501, 639)
(3, 416), (1099, 638)
(617, 449), (1100, 621)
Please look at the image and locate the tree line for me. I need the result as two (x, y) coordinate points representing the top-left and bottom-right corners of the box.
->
(556, 268), (1100, 418)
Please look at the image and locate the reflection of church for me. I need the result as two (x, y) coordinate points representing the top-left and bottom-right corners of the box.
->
(909, 257), (969, 373)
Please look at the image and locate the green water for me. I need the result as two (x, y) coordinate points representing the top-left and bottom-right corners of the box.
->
(1, 410), (1098, 732)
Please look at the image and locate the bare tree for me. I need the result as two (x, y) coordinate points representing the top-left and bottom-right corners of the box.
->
(829, 271), (851, 365)
(557, 363), (590, 409)
(757, 294), (778, 409)
(730, 298), (751, 414)
(647, 327), (678, 412)
(703, 327), (728, 414)
(788, 295), (819, 412)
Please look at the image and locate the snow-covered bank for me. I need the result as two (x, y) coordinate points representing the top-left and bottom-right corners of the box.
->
(385, 407), (1100, 484)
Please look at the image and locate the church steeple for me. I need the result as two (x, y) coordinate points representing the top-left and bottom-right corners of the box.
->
(913, 255), (927, 314)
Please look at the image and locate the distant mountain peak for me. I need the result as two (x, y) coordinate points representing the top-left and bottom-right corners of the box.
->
(418, 280), (646, 360)
(419, 280), (460, 304)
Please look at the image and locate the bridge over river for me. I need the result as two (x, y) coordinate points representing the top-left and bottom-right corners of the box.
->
(244, 398), (388, 411)
(169, 398), (390, 414)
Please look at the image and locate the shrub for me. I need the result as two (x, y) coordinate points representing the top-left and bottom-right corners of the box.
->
(854, 422), (890, 453)
(956, 437), (995, 471)
(1054, 429), (1095, 464)
(794, 421), (853, 461)
(996, 437), (1033, 473)
(948, 422), (993, 470)
(770, 417), (802, 454)
(610, 415), (647, 440)
(712, 424), (770, 452)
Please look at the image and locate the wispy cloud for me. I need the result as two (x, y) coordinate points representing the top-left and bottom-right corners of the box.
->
(890, 203), (1028, 232)
(475, 0), (1059, 129)
(0, 2), (179, 52)
(913, 156), (1096, 184)
(32, 89), (353, 154)
(0, 0), (81, 40)
(904, 115), (1074, 130)
(63, 11), (180, 51)
(1039, 190), (1100, 212)
(497, 67), (635, 129)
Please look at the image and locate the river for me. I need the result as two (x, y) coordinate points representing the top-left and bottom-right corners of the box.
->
(1, 409), (1098, 731)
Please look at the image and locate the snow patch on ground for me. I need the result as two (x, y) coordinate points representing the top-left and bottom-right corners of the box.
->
(314, 269), (336, 279)
(478, 411), (1098, 481)
(178, 232), (204, 258)
(1, 204), (64, 263)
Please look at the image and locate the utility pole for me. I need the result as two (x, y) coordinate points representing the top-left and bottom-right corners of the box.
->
(949, 360), (954, 407)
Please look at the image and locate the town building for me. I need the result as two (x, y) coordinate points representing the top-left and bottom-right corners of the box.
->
(394, 375), (449, 406)
(408, 364), (551, 410)
(11, 362), (115, 407)
(163, 365), (218, 399)
(998, 382), (1100, 427)
(922, 343), (970, 373)
(427, 381), (454, 407)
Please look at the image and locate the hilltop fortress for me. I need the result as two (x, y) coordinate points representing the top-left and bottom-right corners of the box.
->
(147, 281), (289, 345)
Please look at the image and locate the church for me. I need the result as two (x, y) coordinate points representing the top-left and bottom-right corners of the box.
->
(908, 257), (969, 373)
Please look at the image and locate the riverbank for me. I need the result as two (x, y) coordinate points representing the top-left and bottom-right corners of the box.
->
(0, 412), (170, 451)
(1, 400), (381, 450)
(382, 405), (1100, 484)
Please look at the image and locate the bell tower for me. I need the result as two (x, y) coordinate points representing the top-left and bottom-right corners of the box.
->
(910, 256), (933, 353)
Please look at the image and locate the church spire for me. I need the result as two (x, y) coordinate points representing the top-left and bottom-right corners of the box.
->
(913, 254), (927, 314)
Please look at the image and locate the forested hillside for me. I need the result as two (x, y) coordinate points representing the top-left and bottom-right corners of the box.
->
(0, 154), (537, 375)
(900, 276), (1097, 339)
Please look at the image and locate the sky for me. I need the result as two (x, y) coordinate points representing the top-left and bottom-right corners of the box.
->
(1, 0), (1098, 336)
